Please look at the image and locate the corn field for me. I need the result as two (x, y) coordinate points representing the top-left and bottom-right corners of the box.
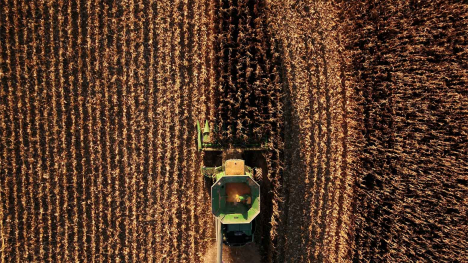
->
(0, 0), (467, 262)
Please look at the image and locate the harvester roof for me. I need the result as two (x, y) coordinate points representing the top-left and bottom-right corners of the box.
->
(211, 175), (260, 224)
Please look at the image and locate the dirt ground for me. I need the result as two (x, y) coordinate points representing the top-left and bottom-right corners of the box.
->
(1, 0), (467, 262)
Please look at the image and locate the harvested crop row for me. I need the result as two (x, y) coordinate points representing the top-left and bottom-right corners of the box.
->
(0, 0), (214, 262)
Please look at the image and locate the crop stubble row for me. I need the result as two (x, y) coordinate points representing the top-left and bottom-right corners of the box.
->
(0, 0), (217, 262)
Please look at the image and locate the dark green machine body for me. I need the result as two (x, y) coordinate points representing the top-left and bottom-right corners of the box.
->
(197, 120), (265, 247)
(205, 163), (260, 246)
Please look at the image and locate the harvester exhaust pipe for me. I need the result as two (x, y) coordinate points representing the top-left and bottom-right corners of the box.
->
(216, 218), (223, 263)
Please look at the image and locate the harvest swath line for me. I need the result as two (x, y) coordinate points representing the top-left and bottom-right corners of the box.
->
(334, 31), (352, 261)
(94, 1), (102, 258)
(0, 2), (9, 260)
(13, 0), (31, 260)
(133, 0), (146, 260)
(84, 0), (96, 260)
(49, 0), (65, 261)
(273, 39), (290, 263)
(44, 1), (56, 260)
(4, 1), (21, 261)
(116, 2), (128, 257)
(178, 0), (192, 260)
(168, 0), (183, 259)
(153, 0), (166, 256)
(37, 1), (50, 260)
(304, 30), (316, 263)
(0, 2), (6, 260)
(100, 2), (112, 260)
(108, 1), (121, 256)
(63, 0), (75, 259)
(318, 14), (333, 262)
(87, 0), (99, 260)
(76, 0), (89, 260)
(157, 0), (174, 259)
(188, 0), (201, 259)
(144, 0), (157, 260)
(55, 1), (68, 260)
(120, 2), (131, 260)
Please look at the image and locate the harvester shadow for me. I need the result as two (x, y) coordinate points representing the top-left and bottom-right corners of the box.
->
(276, 44), (314, 262)
(275, 31), (336, 261)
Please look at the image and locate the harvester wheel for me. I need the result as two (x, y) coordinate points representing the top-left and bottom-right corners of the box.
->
(254, 168), (262, 181)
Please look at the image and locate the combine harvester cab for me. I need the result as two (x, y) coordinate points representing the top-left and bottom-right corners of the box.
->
(197, 120), (266, 262)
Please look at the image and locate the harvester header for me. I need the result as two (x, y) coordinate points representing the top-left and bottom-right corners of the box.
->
(196, 120), (268, 151)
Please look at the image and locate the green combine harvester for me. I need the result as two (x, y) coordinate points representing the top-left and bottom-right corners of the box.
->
(197, 120), (267, 263)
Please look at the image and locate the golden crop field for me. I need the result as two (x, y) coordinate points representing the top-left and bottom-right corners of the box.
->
(1, 0), (467, 262)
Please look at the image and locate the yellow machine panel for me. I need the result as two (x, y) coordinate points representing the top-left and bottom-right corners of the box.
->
(225, 159), (245, 175)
